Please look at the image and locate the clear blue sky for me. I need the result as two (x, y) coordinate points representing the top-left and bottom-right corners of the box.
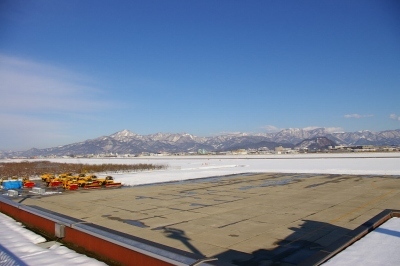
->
(1, 0), (399, 150)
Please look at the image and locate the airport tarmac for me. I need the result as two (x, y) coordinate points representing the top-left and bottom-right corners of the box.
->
(12, 173), (400, 265)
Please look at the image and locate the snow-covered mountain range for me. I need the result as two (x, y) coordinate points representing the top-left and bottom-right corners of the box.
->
(3, 128), (400, 157)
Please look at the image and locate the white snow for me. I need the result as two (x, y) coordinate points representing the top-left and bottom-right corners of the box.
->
(19, 153), (399, 186)
(0, 212), (107, 265)
(322, 217), (400, 266)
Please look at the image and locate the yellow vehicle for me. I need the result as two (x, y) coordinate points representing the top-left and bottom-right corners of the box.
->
(77, 174), (100, 188)
(59, 173), (79, 184)
(42, 174), (55, 185)
(42, 175), (62, 187)
(58, 172), (73, 179)
(98, 176), (122, 188)
(97, 176), (114, 185)
(41, 173), (54, 182)
(62, 177), (79, 190)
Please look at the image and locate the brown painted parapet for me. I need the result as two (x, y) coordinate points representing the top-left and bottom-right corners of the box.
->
(0, 197), (210, 266)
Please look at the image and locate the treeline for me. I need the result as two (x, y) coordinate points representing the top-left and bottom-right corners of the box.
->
(0, 161), (167, 178)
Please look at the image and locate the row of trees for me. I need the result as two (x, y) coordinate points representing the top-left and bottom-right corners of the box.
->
(0, 161), (167, 178)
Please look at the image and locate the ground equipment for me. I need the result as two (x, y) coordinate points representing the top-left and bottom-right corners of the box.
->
(22, 177), (35, 188)
(62, 177), (79, 190)
(97, 176), (122, 188)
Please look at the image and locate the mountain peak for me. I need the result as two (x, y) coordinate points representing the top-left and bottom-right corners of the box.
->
(110, 129), (136, 139)
(120, 129), (133, 134)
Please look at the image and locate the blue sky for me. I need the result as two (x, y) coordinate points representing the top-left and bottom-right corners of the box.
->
(1, 0), (399, 150)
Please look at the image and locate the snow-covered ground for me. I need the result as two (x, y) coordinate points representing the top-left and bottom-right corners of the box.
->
(6, 153), (399, 186)
(0, 212), (107, 265)
(322, 217), (400, 265)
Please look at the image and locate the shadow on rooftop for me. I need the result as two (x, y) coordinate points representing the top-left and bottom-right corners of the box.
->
(159, 220), (351, 265)
(216, 220), (351, 266)
(163, 228), (204, 256)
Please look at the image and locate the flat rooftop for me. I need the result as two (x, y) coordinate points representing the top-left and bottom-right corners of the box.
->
(12, 173), (400, 265)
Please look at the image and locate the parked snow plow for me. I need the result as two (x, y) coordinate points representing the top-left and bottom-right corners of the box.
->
(65, 182), (79, 190)
(41, 174), (62, 187)
(62, 177), (79, 190)
(48, 179), (62, 187)
(98, 176), (122, 188)
(22, 177), (35, 188)
(76, 174), (100, 189)
(40, 173), (54, 182)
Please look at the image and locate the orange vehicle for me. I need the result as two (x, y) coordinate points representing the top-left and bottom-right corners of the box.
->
(42, 174), (62, 187)
(48, 178), (62, 187)
(22, 177), (35, 188)
(62, 177), (79, 190)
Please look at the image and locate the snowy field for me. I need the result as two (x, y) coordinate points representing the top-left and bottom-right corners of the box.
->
(4, 153), (400, 186)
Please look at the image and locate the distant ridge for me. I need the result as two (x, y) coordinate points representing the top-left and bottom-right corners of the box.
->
(2, 128), (400, 157)
(294, 137), (337, 150)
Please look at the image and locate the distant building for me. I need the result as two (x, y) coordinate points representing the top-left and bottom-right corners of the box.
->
(232, 149), (247, 155)
(197, 149), (208, 155)
(275, 146), (284, 152)
(274, 146), (292, 154)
